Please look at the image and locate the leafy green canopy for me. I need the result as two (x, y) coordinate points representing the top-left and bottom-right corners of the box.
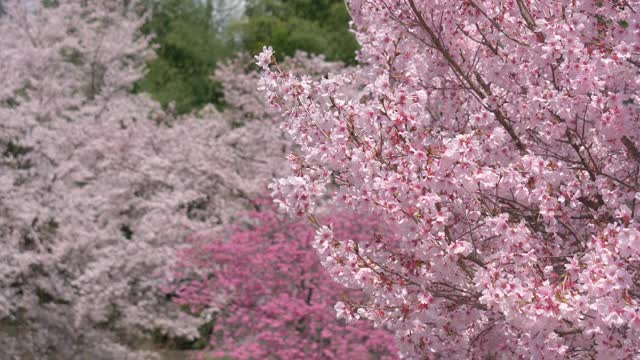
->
(236, 0), (359, 64)
(137, 0), (232, 114)
(138, 0), (357, 114)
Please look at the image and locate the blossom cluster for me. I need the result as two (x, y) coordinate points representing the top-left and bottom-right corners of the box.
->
(257, 0), (640, 357)
(169, 199), (398, 359)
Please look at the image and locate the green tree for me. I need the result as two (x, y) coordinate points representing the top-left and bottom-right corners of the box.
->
(235, 0), (358, 64)
(137, 0), (232, 114)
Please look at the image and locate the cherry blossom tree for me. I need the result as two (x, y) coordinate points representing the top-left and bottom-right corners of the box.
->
(0, 0), (362, 356)
(0, 1), (291, 358)
(215, 51), (346, 122)
(258, 0), (640, 357)
(169, 199), (398, 359)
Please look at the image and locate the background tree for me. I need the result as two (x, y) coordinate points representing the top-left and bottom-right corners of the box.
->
(0, 1), (364, 357)
(136, 0), (233, 114)
(0, 1), (289, 358)
(169, 199), (398, 359)
(231, 0), (359, 64)
(137, 0), (358, 115)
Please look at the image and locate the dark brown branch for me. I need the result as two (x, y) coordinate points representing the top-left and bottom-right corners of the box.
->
(554, 328), (583, 337)
(621, 136), (640, 166)
(406, 0), (526, 153)
(515, 0), (546, 41)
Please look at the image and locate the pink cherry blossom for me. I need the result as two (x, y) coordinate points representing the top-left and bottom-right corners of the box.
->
(257, 0), (640, 357)
(169, 199), (398, 359)
(255, 46), (274, 70)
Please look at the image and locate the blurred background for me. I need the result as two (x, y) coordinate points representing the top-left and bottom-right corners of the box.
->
(137, 0), (358, 114)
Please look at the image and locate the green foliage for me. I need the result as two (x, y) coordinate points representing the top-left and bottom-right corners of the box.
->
(185, 197), (209, 222)
(119, 224), (134, 240)
(60, 47), (85, 66)
(35, 287), (70, 305)
(137, 0), (357, 114)
(41, 0), (60, 8)
(137, 0), (357, 113)
(0, 308), (29, 338)
(148, 326), (206, 350)
(236, 0), (358, 64)
(3, 141), (32, 158)
(137, 0), (232, 114)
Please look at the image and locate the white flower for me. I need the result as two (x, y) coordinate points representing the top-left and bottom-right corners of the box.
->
(450, 241), (473, 256)
(255, 46), (274, 69)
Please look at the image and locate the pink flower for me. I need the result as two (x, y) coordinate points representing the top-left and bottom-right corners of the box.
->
(255, 45), (274, 70)
(256, 0), (640, 357)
